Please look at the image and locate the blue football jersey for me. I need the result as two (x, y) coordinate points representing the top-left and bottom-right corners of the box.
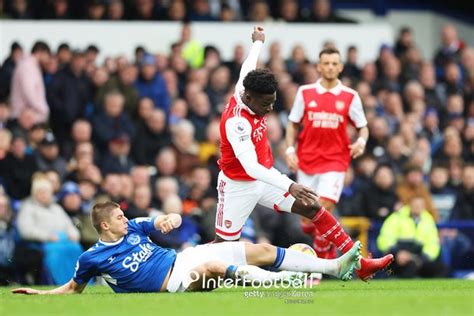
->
(73, 217), (177, 293)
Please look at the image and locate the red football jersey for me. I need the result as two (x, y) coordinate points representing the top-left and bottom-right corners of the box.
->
(288, 80), (367, 174)
(218, 95), (273, 180)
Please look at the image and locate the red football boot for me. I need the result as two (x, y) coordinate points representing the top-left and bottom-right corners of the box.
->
(356, 254), (394, 281)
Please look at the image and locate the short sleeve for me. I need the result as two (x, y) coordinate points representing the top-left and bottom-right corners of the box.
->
(73, 252), (98, 285)
(128, 217), (157, 236)
(288, 87), (305, 123)
(225, 117), (254, 158)
(348, 94), (367, 128)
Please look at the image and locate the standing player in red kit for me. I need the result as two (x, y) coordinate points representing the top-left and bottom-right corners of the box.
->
(216, 27), (392, 281)
(285, 47), (393, 279)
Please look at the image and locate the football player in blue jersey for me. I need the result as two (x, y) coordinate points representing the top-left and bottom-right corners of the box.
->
(12, 201), (361, 294)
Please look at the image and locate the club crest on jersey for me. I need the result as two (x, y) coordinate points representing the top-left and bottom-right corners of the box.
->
(127, 233), (141, 245)
(224, 220), (232, 229)
(235, 122), (246, 134)
(308, 100), (317, 108)
(335, 100), (345, 111)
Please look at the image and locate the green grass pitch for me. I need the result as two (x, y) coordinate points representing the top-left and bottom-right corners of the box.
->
(1, 279), (473, 316)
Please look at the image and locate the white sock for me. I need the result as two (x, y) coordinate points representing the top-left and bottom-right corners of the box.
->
(275, 248), (340, 277)
(274, 244), (360, 278)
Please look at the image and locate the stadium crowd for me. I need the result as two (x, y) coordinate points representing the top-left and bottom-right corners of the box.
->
(0, 1), (474, 284)
(0, 0), (356, 23)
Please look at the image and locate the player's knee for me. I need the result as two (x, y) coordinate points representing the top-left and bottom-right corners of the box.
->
(258, 243), (277, 263)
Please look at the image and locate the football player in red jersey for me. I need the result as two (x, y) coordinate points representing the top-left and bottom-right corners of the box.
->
(285, 47), (393, 280)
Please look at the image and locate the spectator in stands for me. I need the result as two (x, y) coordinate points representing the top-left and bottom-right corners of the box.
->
(377, 196), (446, 278)
(132, 108), (170, 165)
(99, 173), (128, 208)
(134, 54), (170, 113)
(418, 63), (444, 111)
(130, 165), (151, 188)
(394, 26), (414, 58)
(35, 132), (68, 180)
(0, 193), (15, 285)
(247, 0), (272, 22)
(397, 164), (438, 221)
(9, 0), (32, 19)
(127, 185), (158, 219)
(276, 0), (301, 23)
(0, 42), (23, 101)
(341, 46), (361, 82)
(91, 90), (135, 150)
(451, 164), (474, 220)
(0, 129), (12, 167)
(170, 119), (200, 177)
(42, 0), (71, 19)
(434, 24), (465, 81)
(429, 164), (457, 223)
(47, 49), (90, 149)
(189, 0), (216, 21)
(358, 164), (398, 221)
(97, 64), (139, 117)
(154, 147), (178, 179)
(131, 0), (159, 20)
(86, 0), (105, 20)
(305, 0), (355, 23)
(100, 133), (134, 175)
(106, 0), (125, 20)
(16, 177), (81, 284)
(153, 176), (179, 209)
(58, 181), (98, 249)
(162, 0), (186, 21)
(10, 41), (51, 124)
(187, 91), (212, 142)
(1, 133), (38, 200)
(379, 134), (409, 174)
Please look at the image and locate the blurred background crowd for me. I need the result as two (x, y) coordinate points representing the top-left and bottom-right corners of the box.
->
(0, 0), (473, 285)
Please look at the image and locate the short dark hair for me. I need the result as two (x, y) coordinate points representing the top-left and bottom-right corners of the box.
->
(319, 47), (340, 59)
(86, 44), (99, 54)
(243, 69), (278, 95)
(91, 201), (120, 233)
(31, 41), (51, 55)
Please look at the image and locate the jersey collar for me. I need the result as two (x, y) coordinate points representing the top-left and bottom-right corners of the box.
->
(315, 79), (342, 95)
(236, 91), (256, 116)
(99, 237), (124, 246)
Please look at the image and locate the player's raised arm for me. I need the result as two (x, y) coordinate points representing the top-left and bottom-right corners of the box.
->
(154, 214), (182, 234)
(235, 26), (265, 92)
(11, 279), (87, 295)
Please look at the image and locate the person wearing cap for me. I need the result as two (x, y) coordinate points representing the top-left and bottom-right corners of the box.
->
(59, 181), (98, 249)
(134, 53), (170, 114)
(47, 49), (90, 148)
(100, 133), (134, 176)
(35, 132), (68, 180)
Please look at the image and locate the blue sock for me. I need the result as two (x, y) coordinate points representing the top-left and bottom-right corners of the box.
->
(225, 265), (237, 279)
(272, 247), (286, 269)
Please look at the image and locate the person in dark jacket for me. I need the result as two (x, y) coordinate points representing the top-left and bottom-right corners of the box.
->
(451, 164), (474, 220)
(132, 108), (171, 165)
(1, 133), (38, 200)
(358, 164), (398, 221)
(91, 91), (135, 152)
(134, 54), (170, 114)
(47, 50), (90, 148)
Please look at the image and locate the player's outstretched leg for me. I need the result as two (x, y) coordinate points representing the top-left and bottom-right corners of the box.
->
(244, 241), (361, 281)
(291, 200), (394, 280)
